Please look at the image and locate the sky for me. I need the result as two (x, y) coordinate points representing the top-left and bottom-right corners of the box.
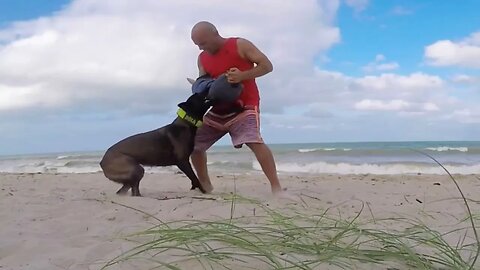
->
(0, 0), (479, 155)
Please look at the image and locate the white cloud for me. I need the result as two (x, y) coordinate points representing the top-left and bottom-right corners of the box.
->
(305, 104), (334, 118)
(1, 0), (465, 122)
(266, 70), (450, 118)
(391, 6), (413, 16)
(451, 74), (478, 84)
(0, 0), (341, 116)
(353, 72), (443, 92)
(425, 31), (480, 68)
(375, 54), (385, 61)
(376, 63), (399, 71)
(354, 99), (409, 111)
(362, 54), (399, 72)
(423, 102), (440, 112)
(347, 73), (454, 116)
(354, 99), (441, 114)
(344, 0), (369, 12)
(449, 109), (480, 124)
(0, 83), (63, 111)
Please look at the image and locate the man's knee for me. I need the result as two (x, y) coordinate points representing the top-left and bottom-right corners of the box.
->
(191, 149), (203, 155)
(246, 142), (266, 151)
(247, 143), (275, 159)
(191, 150), (206, 160)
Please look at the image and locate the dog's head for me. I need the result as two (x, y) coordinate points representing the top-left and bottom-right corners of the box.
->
(177, 91), (213, 120)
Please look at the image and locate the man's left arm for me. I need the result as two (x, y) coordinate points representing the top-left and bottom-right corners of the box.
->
(226, 38), (273, 83)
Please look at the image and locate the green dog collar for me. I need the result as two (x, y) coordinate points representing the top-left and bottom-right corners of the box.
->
(177, 108), (203, 127)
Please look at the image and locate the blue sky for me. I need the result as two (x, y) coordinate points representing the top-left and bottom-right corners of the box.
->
(0, 0), (479, 155)
(0, 0), (70, 26)
(327, 0), (480, 76)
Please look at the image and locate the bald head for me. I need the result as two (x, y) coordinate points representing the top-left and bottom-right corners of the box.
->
(191, 21), (224, 54)
(191, 21), (218, 36)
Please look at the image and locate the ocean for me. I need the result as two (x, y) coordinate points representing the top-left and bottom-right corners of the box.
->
(0, 141), (479, 175)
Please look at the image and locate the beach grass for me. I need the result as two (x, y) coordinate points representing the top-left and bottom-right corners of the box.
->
(101, 198), (478, 269)
(101, 157), (479, 270)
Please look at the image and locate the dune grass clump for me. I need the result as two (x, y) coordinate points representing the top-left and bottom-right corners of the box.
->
(101, 197), (478, 270)
(102, 154), (479, 270)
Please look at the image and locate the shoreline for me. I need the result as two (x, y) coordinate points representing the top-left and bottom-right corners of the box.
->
(1, 172), (479, 269)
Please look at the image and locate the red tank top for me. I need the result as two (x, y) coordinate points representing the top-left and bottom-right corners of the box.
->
(199, 38), (260, 113)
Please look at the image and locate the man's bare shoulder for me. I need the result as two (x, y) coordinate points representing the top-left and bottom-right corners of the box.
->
(236, 37), (254, 47)
(236, 38), (258, 58)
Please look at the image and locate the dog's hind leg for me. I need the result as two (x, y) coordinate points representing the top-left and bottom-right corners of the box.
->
(176, 160), (206, 193)
(116, 184), (131, 195)
(114, 165), (143, 196)
(101, 154), (145, 196)
(130, 165), (145, 197)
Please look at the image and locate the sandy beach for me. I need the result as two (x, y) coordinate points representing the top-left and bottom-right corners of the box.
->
(1, 171), (479, 269)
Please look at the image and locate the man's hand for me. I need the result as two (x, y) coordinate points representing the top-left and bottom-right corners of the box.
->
(226, 68), (244, 84)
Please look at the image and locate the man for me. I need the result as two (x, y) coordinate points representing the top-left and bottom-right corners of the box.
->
(190, 21), (284, 195)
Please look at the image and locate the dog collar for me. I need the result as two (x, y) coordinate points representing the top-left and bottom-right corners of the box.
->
(177, 108), (203, 127)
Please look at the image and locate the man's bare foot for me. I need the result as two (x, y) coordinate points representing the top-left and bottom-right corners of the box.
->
(200, 180), (214, 193)
(272, 188), (298, 201)
(272, 186), (286, 194)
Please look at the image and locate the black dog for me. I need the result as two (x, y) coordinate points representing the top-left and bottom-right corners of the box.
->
(100, 92), (212, 196)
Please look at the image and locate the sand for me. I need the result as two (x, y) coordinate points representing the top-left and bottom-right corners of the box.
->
(0, 171), (479, 269)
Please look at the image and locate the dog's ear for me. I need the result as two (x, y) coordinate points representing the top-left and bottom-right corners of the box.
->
(177, 101), (187, 110)
(187, 73), (212, 86)
(186, 78), (196, 85)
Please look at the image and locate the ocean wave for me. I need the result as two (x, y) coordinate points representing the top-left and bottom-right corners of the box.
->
(0, 158), (101, 173)
(253, 161), (480, 175)
(207, 160), (254, 171)
(207, 161), (231, 165)
(0, 164), (102, 174)
(298, 148), (352, 153)
(2, 144), (478, 175)
(56, 153), (103, 160)
(298, 148), (319, 153)
(424, 147), (468, 152)
(0, 158), (237, 174)
(64, 160), (99, 167)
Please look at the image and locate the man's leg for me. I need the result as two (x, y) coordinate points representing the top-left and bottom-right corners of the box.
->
(191, 119), (226, 193)
(228, 108), (284, 194)
(246, 143), (283, 194)
(191, 150), (213, 193)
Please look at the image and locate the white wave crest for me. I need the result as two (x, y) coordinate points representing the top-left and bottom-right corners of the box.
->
(298, 148), (352, 153)
(425, 147), (468, 152)
(298, 148), (319, 153)
(253, 161), (480, 175)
